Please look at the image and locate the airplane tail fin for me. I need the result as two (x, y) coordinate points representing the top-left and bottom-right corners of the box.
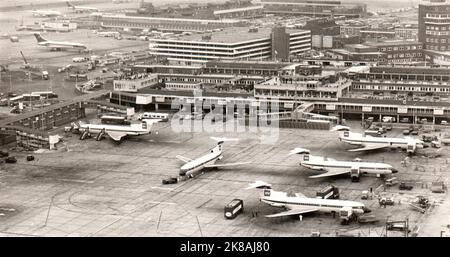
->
(331, 125), (350, 132)
(289, 148), (310, 156)
(246, 181), (272, 190)
(34, 33), (46, 43)
(210, 137), (238, 145)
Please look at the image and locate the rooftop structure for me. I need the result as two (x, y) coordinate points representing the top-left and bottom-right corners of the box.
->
(148, 27), (311, 65)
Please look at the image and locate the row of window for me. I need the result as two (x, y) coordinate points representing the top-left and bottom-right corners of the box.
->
(426, 14), (450, 19)
(426, 25), (450, 31)
(426, 30), (450, 36)
(387, 53), (422, 58)
(426, 37), (450, 43)
(353, 84), (450, 92)
(379, 45), (422, 51)
(425, 45), (450, 51)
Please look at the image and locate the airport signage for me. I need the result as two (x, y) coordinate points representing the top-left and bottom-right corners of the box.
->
(362, 106), (372, 112)
(218, 99), (227, 105)
(136, 95), (152, 105)
(398, 106), (408, 114)
(434, 108), (444, 115)
(325, 104), (335, 110)
(251, 101), (260, 107)
(284, 102), (294, 108)
(186, 98), (196, 104)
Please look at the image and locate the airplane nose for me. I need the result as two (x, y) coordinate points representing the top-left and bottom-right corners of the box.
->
(363, 207), (371, 213)
(392, 169), (399, 174)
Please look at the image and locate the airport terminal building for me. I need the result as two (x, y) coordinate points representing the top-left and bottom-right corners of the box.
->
(148, 27), (311, 65)
(100, 15), (248, 32)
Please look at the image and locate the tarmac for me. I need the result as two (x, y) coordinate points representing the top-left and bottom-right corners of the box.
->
(1, 119), (449, 237)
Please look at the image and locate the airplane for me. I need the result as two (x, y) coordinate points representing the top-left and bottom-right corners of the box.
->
(71, 119), (161, 142)
(247, 181), (371, 220)
(31, 10), (62, 17)
(66, 1), (99, 13)
(33, 33), (87, 51)
(289, 148), (398, 181)
(332, 125), (426, 154)
(176, 137), (250, 178)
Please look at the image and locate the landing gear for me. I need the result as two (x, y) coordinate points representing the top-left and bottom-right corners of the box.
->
(96, 129), (105, 141)
(80, 130), (90, 140)
(351, 175), (360, 182)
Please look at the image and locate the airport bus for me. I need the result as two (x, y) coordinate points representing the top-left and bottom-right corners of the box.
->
(138, 112), (169, 121)
(31, 91), (58, 99)
(100, 115), (130, 125)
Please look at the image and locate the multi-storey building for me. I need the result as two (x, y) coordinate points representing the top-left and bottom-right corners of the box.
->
(327, 41), (424, 64)
(418, 0), (450, 52)
(99, 15), (248, 32)
(148, 27), (311, 65)
(261, 0), (367, 18)
(350, 66), (450, 99)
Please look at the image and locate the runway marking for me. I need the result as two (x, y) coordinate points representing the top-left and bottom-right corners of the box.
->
(151, 186), (174, 191)
(58, 179), (95, 184)
(147, 201), (176, 205)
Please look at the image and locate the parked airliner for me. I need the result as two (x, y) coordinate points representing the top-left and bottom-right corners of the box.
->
(333, 125), (425, 154)
(176, 137), (250, 178)
(247, 181), (371, 219)
(71, 119), (161, 142)
(289, 148), (398, 181)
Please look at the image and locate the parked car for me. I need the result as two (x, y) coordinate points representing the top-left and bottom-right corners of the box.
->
(4, 156), (17, 163)
(399, 182), (413, 190)
(162, 177), (178, 185)
(0, 150), (9, 157)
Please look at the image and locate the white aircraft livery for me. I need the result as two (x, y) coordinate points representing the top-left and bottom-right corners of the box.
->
(333, 125), (426, 154)
(176, 137), (250, 178)
(32, 10), (62, 17)
(72, 119), (161, 142)
(66, 1), (99, 13)
(247, 181), (371, 219)
(289, 148), (398, 181)
(34, 33), (87, 51)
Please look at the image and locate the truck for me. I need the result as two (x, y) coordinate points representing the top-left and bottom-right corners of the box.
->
(385, 177), (398, 186)
(382, 116), (395, 123)
(357, 215), (379, 224)
(42, 71), (49, 80)
(316, 185), (339, 199)
(339, 207), (358, 225)
(224, 199), (244, 219)
(364, 130), (382, 137)
(422, 134), (437, 143)
(399, 182), (413, 190)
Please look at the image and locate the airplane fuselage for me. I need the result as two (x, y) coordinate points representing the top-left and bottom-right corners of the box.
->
(339, 132), (422, 153)
(79, 124), (148, 136)
(38, 41), (86, 50)
(301, 159), (394, 175)
(180, 149), (222, 177)
(261, 190), (366, 215)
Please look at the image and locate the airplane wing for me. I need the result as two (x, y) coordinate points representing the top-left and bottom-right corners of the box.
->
(204, 161), (251, 168)
(106, 131), (127, 141)
(265, 207), (318, 218)
(308, 167), (350, 178)
(176, 155), (192, 163)
(348, 143), (390, 152)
